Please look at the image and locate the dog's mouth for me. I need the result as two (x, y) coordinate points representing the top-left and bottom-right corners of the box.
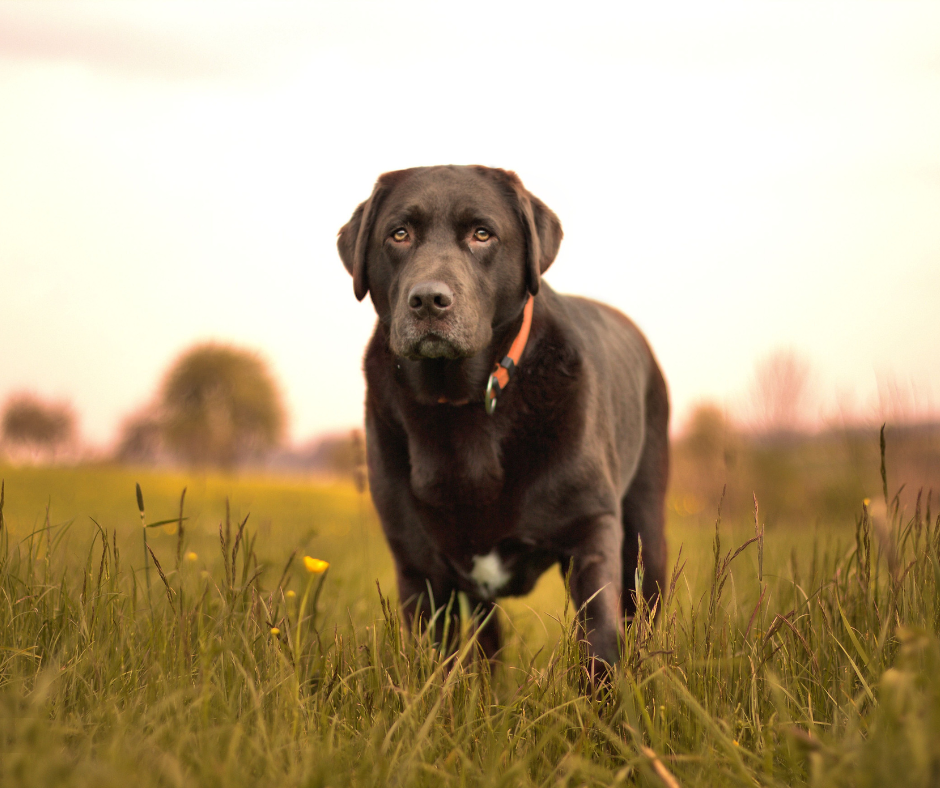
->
(390, 302), (491, 361)
(400, 331), (465, 360)
(392, 318), (478, 360)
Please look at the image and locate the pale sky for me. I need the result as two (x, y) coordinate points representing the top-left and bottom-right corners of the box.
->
(1, 1), (939, 447)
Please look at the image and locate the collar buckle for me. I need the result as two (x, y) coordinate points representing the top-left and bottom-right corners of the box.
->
(484, 375), (500, 415)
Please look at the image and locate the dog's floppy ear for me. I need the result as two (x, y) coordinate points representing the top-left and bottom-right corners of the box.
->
(337, 179), (388, 302)
(487, 169), (563, 296)
(521, 190), (563, 295)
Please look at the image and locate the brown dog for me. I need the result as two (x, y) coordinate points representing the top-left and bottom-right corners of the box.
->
(338, 165), (669, 670)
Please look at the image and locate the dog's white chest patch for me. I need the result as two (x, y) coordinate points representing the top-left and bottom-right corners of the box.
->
(470, 551), (510, 599)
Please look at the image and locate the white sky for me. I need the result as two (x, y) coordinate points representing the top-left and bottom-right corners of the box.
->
(1, 1), (939, 446)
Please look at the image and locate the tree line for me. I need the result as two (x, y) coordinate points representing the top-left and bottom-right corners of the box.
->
(2, 343), (286, 468)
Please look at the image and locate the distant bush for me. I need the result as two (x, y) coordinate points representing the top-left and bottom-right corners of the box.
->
(671, 402), (740, 517)
(159, 343), (286, 468)
(671, 403), (940, 528)
(114, 408), (166, 465)
(271, 429), (368, 488)
(1, 393), (76, 460)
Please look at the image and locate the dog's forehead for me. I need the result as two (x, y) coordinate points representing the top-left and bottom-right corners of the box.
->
(381, 166), (512, 219)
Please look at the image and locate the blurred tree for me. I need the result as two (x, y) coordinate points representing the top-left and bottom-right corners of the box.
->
(160, 343), (286, 468)
(684, 403), (734, 464)
(307, 429), (367, 485)
(1, 393), (76, 459)
(115, 407), (165, 465)
(672, 402), (739, 516)
(750, 349), (813, 434)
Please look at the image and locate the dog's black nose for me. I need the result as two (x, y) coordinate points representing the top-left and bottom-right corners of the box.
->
(408, 281), (454, 319)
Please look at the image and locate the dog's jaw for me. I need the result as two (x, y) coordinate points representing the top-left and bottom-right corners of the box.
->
(390, 310), (492, 361)
(410, 334), (462, 360)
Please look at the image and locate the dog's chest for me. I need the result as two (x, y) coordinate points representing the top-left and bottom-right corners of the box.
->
(406, 417), (507, 508)
(469, 550), (511, 599)
(458, 541), (558, 600)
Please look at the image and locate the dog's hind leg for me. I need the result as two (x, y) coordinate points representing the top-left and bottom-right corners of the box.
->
(620, 365), (670, 618)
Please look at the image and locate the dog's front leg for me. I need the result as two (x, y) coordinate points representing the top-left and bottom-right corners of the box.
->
(394, 565), (461, 653)
(568, 516), (624, 677)
(466, 599), (501, 663)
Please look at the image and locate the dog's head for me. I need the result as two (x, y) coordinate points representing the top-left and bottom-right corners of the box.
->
(337, 166), (562, 360)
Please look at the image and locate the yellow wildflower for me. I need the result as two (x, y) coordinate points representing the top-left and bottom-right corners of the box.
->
(185, 551), (198, 562)
(862, 498), (871, 507)
(285, 590), (296, 599)
(270, 627), (280, 636)
(303, 556), (329, 574)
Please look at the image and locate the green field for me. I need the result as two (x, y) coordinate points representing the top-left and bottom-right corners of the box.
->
(1, 461), (938, 786)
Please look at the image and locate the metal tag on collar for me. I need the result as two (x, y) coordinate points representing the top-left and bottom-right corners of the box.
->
(484, 375), (500, 415)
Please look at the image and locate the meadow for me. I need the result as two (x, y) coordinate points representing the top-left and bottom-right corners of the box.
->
(1, 438), (939, 787)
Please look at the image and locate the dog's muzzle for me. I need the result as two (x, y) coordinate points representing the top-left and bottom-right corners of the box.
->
(393, 280), (477, 359)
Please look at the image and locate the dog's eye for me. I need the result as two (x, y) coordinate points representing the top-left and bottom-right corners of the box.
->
(473, 228), (491, 242)
(391, 228), (409, 243)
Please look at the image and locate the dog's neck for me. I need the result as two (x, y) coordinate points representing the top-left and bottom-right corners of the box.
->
(397, 300), (532, 407)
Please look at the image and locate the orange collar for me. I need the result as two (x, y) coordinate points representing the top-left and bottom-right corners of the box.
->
(484, 293), (534, 414)
(436, 295), (535, 414)
(438, 295), (535, 416)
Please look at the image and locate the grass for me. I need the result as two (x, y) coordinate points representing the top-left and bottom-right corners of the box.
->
(1, 450), (939, 787)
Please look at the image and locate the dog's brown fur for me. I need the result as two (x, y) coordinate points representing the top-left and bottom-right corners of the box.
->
(338, 165), (669, 669)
